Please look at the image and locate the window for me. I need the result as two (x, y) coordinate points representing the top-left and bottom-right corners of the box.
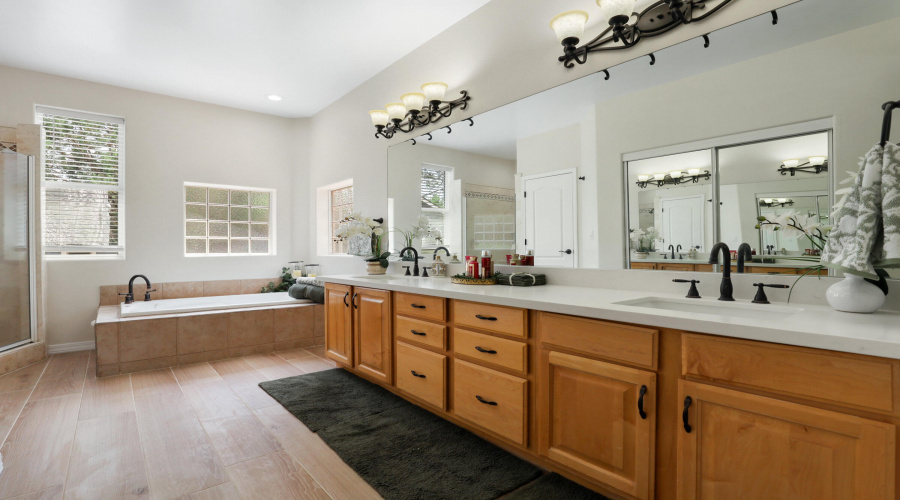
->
(331, 185), (354, 254)
(37, 106), (125, 257)
(421, 165), (449, 249)
(184, 183), (274, 256)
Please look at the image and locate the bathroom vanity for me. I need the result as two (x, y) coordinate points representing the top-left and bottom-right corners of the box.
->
(322, 276), (898, 500)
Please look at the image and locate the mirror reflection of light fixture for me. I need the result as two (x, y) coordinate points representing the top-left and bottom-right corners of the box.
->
(636, 169), (711, 188)
(369, 83), (471, 140)
(759, 198), (794, 208)
(550, 0), (740, 69)
(778, 156), (829, 176)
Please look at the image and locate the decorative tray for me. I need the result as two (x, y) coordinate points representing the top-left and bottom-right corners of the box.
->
(451, 274), (498, 285)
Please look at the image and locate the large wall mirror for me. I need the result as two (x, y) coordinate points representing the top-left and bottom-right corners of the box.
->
(386, 0), (899, 278)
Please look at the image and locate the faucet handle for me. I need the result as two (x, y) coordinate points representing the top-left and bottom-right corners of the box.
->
(751, 283), (790, 304)
(402, 266), (411, 276)
(673, 279), (701, 299)
(144, 289), (157, 301)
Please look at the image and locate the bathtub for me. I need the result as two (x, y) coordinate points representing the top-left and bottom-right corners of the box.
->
(119, 291), (310, 318)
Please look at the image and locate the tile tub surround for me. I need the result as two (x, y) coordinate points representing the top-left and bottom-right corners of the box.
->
(99, 278), (283, 305)
(321, 274), (900, 360)
(94, 303), (324, 377)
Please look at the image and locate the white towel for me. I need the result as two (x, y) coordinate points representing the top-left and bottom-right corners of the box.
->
(822, 142), (900, 277)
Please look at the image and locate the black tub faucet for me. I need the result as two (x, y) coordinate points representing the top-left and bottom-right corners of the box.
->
(400, 247), (420, 276)
(668, 244), (676, 260)
(120, 274), (155, 304)
(676, 244), (683, 259)
(708, 243), (734, 301)
(433, 246), (450, 260)
(736, 243), (753, 273)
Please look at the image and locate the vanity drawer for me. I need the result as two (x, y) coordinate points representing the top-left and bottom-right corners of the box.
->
(453, 301), (526, 338)
(682, 334), (897, 413)
(453, 359), (527, 445)
(396, 342), (447, 410)
(453, 328), (527, 374)
(750, 266), (796, 274)
(395, 292), (446, 322)
(658, 263), (693, 272)
(539, 312), (657, 370)
(396, 316), (446, 351)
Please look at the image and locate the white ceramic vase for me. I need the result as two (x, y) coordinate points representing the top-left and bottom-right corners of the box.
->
(634, 251), (649, 260)
(825, 274), (885, 313)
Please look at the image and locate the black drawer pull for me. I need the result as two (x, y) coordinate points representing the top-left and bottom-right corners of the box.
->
(474, 346), (497, 354)
(411, 370), (426, 379)
(638, 385), (648, 420)
(683, 396), (693, 433)
(475, 314), (497, 321)
(411, 304), (426, 309)
(411, 330), (427, 336)
(475, 395), (498, 406)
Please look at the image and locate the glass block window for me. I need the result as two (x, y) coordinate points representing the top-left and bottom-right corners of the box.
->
(184, 183), (274, 256)
(473, 214), (515, 251)
(331, 185), (354, 254)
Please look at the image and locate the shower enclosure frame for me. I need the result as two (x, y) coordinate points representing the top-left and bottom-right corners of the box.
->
(1, 154), (37, 353)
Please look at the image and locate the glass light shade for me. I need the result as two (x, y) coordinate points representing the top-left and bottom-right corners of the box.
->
(637, 174), (650, 182)
(421, 82), (449, 103)
(687, 168), (701, 176)
(385, 102), (408, 121)
(653, 173), (666, 181)
(763, 199), (774, 204)
(369, 110), (389, 127)
(550, 10), (589, 43)
(669, 170), (683, 179)
(782, 159), (800, 168)
(597, 0), (636, 24)
(401, 92), (426, 111)
(777, 198), (788, 203)
(809, 156), (827, 166)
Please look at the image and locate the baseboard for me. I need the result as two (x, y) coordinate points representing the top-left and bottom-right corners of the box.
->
(48, 341), (95, 354)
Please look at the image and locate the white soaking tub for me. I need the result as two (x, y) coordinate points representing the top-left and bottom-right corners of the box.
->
(119, 292), (309, 318)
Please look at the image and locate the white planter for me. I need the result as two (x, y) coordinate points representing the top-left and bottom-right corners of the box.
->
(634, 251), (649, 260)
(826, 274), (885, 313)
(366, 261), (387, 275)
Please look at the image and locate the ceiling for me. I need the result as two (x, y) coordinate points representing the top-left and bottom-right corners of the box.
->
(416, 0), (900, 160)
(0, 0), (491, 117)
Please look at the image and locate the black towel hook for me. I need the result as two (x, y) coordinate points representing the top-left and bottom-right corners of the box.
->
(881, 100), (900, 147)
(411, 138), (417, 145)
(702, 34), (710, 48)
(426, 132), (433, 141)
(601, 69), (610, 80)
(443, 125), (452, 134)
(771, 10), (778, 25)
(465, 117), (474, 127)
(648, 53), (656, 66)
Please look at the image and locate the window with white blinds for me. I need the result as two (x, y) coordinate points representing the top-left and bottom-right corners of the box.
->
(37, 106), (125, 257)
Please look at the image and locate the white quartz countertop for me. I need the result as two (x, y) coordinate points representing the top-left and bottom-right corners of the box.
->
(321, 274), (900, 360)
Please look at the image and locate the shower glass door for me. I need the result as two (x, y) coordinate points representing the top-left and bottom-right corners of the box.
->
(0, 144), (35, 353)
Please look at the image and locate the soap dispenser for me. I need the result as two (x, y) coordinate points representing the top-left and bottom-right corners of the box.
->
(431, 254), (447, 277)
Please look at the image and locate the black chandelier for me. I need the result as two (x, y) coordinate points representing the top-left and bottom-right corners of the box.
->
(758, 198), (794, 208)
(636, 169), (710, 188)
(369, 83), (470, 140)
(550, 0), (742, 69)
(778, 156), (828, 176)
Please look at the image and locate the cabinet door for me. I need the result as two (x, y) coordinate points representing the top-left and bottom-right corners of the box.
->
(678, 380), (895, 500)
(539, 350), (656, 500)
(325, 284), (353, 367)
(353, 287), (392, 385)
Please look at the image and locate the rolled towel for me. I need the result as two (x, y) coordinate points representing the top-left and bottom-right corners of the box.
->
(287, 283), (325, 304)
(288, 284), (310, 300)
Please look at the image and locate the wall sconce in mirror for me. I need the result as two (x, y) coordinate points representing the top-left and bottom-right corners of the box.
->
(369, 83), (471, 139)
(550, 0), (738, 69)
(758, 198), (794, 208)
(778, 156), (828, 176)
(635, 168), (710, 188)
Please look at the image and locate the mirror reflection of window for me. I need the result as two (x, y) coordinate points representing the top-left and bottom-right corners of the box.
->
(420, 165), (450, 250)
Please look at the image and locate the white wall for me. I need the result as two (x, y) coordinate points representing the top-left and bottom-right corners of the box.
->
(0, 65), (306, 346)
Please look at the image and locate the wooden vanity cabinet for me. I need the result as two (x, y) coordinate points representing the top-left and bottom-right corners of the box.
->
(678, 380), (895, 499)
(324, 283), (393, 385)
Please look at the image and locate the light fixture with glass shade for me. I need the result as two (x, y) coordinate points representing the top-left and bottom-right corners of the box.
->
(759, 198), (794, 208)
(778, 156), (829, 176)
(551, 0), (740, 69)
(369, 83), (471, 139)
(636, 168), (710, 188)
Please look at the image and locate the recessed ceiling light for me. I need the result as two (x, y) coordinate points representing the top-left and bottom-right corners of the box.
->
(267, 94), (282, 101)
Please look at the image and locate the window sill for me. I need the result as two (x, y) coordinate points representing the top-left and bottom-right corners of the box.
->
(45, 254), (125, 262)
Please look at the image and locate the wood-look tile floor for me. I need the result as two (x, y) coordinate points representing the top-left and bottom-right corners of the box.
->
(0, 346), (382, 500)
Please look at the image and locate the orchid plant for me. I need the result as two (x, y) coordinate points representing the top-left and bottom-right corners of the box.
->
(334, 213), (390, 267)
(630, 227), (661, 253)
(393, 215), (443, 259)
(755, 211), (831, 262)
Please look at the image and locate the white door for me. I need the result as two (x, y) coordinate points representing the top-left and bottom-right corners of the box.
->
(660, 195), (704, 253)
(524, 170), (576, 267)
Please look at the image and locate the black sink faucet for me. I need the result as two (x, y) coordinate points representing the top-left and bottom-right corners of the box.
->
(736, 243), (753, 273)
(400, 247), (420, 276)
(120, 274), (155, 304)
(668, 244), (676, 259)
(708, 243), (734, 301)
(433, 246), (450, 260)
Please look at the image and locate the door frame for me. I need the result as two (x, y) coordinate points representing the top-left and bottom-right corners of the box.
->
(521, 168), (579, 268)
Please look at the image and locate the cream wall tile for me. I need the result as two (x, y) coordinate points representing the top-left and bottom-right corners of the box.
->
(119, 318), (176, 363)
(240, 279), (274, 294)
(99, 286), (118, 306)
(94, 323), (119, 366)
(227, 310), (274, 347)
(203, 280), (243, 297)
(313, 304), (324, 337)
(272, 306), (315, 342)
(162, 281), (204, 300)
(177, 314), (229, 354)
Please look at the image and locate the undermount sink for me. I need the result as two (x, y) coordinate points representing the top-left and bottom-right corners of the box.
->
(348, 275), (425, 281)
(614, 297), (803, 320)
